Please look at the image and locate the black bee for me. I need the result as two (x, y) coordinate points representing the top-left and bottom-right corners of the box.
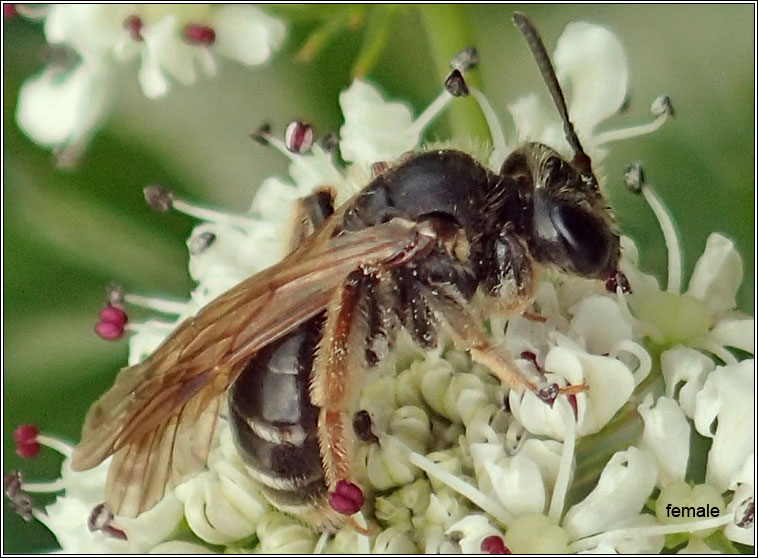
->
(71, 13), (624, 529)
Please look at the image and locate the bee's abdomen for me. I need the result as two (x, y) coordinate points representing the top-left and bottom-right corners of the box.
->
(228, 316), (328, 513)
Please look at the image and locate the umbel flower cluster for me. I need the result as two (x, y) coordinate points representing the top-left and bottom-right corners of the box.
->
(7, 16), (753, 555)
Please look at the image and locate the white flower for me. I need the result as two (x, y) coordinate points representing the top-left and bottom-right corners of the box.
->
(506, 22), (671, 167)
(15, 4), (285, 161)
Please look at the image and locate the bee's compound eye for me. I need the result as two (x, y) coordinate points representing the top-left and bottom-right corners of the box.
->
(549, 203), (611, 275)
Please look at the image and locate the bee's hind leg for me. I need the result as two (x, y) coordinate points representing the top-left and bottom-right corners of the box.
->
(425, 286), (587, 406)
(309, 269), (375, 518)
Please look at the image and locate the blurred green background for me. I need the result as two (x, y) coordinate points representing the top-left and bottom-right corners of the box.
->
(3, 5), (753, 553)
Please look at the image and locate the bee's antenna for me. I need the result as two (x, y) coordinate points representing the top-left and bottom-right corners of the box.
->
(513, 12), (594, 179)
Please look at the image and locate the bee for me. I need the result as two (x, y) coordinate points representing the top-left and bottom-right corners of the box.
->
(71, 13), (626, 529)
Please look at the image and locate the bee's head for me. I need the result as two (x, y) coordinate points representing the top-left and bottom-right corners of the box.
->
(499, 144), (620, 281)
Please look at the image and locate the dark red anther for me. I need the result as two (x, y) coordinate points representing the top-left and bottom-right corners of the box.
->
(736, 497), (754, 529)
(95, 321), (125, 340)
(536, 383), (559, 408)
(88, 503), (129, 540)
(568, 394), (578, 419)
(520, 351), (541, 372)
(352, 410), (378, 443)
(14, 425), (40, 458)
(444, 69), (469, 97)
(99, 305), (128, 327)
(144, 185), (174, 212)
(319, 131), (339, 153)
(183, 24), (216, 46)
(123, 15), (144, 41)
(481, 535), (511, 554)
(371, 161), (389, 178)
(606, 270), (632, 294)
(284, 120), (314, 154)
(329, 480), (365, 515)
(4, 4), (18, 18)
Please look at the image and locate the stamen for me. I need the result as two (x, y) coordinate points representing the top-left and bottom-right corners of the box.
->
(143, 185), (174, 212)
(4, 472), (34, 521)
(408, 90), (453, 137)
(313, 531), (330, 554)
(481, 535), (511, 554)
(4, 4), (18, 18)
(188, 231), (216, 255)
(123, 14), (144, 41)
(520, 351), (542, 372)
(21, 478), (67, 493)
(284, 120), (314, 153)
(536, 383), (559, 407)
(183, 24), (216, 46)
(624, 163), (682, 294)
(405, 444), (511, 525)
(594, 95), (674, 145)
(144, 185), (254, 228)
(319, 131), (339, 153)
(352, 410), (378, 443)
(450, 47), (479, 72)
(88, 503), (129, 540)
(548, 401), (576, 522)
(605, 270), (632, 294)
(469, 88), (508, 169)
(14, 425), (40, 458)
(37, 434), (73, 458)
(569, 512), (735, 552)
(735, 497), (754, 529)
(370, 161), (389, 178)
(250, 122), (271, 145)
(95, 303), (128, 340)
(328, 480), (365, 515)
(444, 69), (470, 97)
(123, 294), (186, 315)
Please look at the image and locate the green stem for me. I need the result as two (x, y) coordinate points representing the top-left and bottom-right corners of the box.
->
(417, 5), (489, 143)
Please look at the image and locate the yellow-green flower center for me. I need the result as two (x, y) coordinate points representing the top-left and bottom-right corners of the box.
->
(504, 513), (570, 554)
(638, 292), (712, 345)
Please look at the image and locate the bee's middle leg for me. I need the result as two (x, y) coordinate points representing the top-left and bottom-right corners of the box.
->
(425, 286), (588, 405)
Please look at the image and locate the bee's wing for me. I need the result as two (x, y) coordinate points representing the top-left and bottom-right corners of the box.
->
(71, 219), (431, 516)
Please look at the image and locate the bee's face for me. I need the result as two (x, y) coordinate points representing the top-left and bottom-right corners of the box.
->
(500, 144), (620, 280)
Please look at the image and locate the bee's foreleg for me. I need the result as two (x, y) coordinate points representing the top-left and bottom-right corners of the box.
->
(424, 285), (588, 406)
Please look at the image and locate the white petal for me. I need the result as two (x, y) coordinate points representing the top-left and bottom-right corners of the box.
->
(139, 15), (199, 98)
(660, 346), (715, 419)
(44, 4), (135, 58)
(446, 514), (501, 554)
(708, 315), (754, 354)
(212, 5), (286, 65)
(693, 359), (754, 492)
(563, 447), (657, 540)
(686, 233), (743, 315)
(638, 395), (690, 486)
(554, 22), (629, 133)
(339, 80), (418, 165)
(250, 176), (299, 223)
(569, 295), (633, 355)
(507, 93), (566, 153)
(16, 61), (112, 149)
(485, 449), (548, 517)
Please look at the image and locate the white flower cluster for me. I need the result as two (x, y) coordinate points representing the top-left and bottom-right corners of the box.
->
(14, 4), (285, 164)
(14, 19), (752, 554)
